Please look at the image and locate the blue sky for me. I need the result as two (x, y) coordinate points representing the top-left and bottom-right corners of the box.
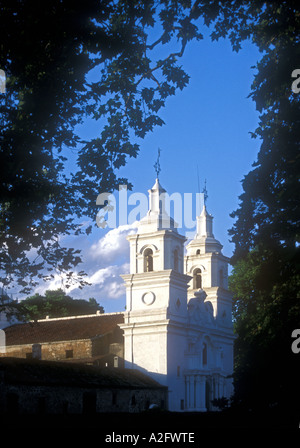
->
(33, 26), (262, 314)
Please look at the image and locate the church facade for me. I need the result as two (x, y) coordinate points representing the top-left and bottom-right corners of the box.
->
(120, 179), (234, 412)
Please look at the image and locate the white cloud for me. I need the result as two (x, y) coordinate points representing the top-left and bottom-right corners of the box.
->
(72, 262), (130, 302)
(74, 224), (138, 305)
(33, 262), (129, 302)
(89, 222), (138, 266)
(18, 223), (137, 312)
(87, 263), (129, 299)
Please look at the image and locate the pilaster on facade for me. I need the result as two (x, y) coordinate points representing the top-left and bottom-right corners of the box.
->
(184, 374), (207, 412)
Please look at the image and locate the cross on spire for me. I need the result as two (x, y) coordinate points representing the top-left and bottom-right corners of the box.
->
(202, 179), (208, 206)
(154, 148), (161, 179)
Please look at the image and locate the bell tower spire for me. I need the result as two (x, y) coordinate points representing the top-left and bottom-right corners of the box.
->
(196, 205), (213, 238)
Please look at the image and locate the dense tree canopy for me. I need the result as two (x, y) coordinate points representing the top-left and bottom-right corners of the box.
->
(14, 289), (104, 321)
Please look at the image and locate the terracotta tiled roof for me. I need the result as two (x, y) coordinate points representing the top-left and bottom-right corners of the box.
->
(3, 313), (124, 346)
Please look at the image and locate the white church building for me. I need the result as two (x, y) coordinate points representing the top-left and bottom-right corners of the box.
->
(120, 178), (235, 412)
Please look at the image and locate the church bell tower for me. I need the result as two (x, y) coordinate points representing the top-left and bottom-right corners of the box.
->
(185, 204), (233, 328)
(120, 178), (191, 411)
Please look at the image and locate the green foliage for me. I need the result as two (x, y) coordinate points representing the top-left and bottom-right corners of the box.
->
(16, 289), (104, 321)
(230, 248), (300, 411)
(0, 0), (203, 294)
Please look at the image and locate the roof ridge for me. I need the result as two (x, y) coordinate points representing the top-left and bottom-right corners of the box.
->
(35, 311), (124, 323)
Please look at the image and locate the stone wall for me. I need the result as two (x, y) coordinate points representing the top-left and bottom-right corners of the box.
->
(0, 339), (92, 361)
(41, 339), (92, 361)
(0, 383), (167, 415)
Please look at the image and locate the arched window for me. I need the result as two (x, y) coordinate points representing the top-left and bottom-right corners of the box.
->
(174, 249), (179, 271)
(196, 249), (200, 255)
(193, 268), (202, 289)
(144, 248), (153, 272)
(202, 342), (208, 366)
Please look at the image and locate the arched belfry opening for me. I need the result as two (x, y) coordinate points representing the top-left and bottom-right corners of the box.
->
(193, 268), (202, 289)
(144, 248), (153, 272)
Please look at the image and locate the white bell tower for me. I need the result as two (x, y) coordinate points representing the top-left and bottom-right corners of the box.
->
(185, 204), (233, 328)
(120, 178), (191, 411)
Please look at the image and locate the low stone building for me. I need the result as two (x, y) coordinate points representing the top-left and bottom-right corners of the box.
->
(0, 357), (168, 415)
(1, 312), (125, 367)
